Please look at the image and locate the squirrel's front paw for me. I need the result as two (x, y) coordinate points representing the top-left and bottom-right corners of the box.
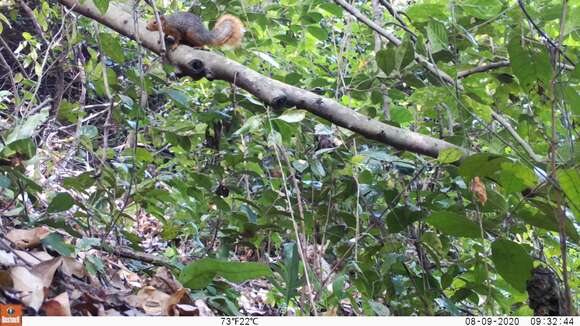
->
(165, 35), (178, 50)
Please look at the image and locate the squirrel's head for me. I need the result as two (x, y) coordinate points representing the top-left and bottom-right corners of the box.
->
(146, 16), (166, 31)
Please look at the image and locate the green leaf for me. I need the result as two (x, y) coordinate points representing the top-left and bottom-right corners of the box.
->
(47, 192), (75, 213)
(497, 162), (537, 193)
(407, 4), (448, 22)
(491, 239), (533, 293)
(134, 147), (154, 163)
(319, 3), (343, 17)
(80, 125), (98, 139)
(458, 153), (508, 182)
(161, 88), (190, 109)
(386, 207), (425, 233)
(276, 110), (306, 123)
(462, 0), (503, 19)
(99, 33), (124, 63)
(6, 108), (49, 144)
(6, 138), (36, 160)
(427, 20), (448, 53)
(307, 26), (328, 41)
(390, 106), (413, 124)
(234, 115), (263, 136)
(93, 0), (110, 15)
(508, 33), (552, 89)
(179, 258), (272, 289)
(421, 231), (443, 253)
(0, 13), (11, 29)
(557, 169), (579, 210)
(561, 86), (580, 115)
(518, 205), (579, 243)
(368, 300), (390, 316)
(438, 148), (464, 163)
(397, 36), (415, 70)
(426, 211), (481, 238)
(63, 172), (96, 192)
(376, 47), (396, 76)
(85, 255), (105, 275)
(282, 242), (300, 304)
(508, 34), (535, 89)
(41, 233), (74, 256)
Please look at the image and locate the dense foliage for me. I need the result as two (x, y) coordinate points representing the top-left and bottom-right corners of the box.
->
(0, 0), (578, 316)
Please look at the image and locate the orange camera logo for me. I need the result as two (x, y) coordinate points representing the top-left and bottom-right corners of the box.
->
(0, 304), (22, 326)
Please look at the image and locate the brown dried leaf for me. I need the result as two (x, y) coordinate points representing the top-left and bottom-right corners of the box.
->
(42, 292), (71, 316)
(174, 304), (199, 316)
(12, 250), (53, 266)
(31, 257), (63, 288)
(6, 227), (50, 249)
(61, 257), (86, 278)
(166, 288), (188, 315)
(9, 266), (45, 310)
(126, 286), (191, 316)
(0, 270), (13, 288)
(470, 176), (488, 205)
(150, 266), (182, 293)
(0, 250), (16, 266)
(126, 286), (171, 316)
(111, 268), (142, 289)
(195, 299), (215, 316)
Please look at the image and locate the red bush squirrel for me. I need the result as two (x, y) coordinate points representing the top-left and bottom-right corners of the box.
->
(146, 12), (244, 49)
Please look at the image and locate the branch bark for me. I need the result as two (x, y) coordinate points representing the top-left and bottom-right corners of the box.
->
(57, 0), (464, 159)
(458, 60), (510, 78)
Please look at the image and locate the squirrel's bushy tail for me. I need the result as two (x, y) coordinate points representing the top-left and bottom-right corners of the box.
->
(211, 14), (244, 48)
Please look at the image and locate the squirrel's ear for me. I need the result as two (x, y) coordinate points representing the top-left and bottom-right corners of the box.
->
(159, 16), (166, 23)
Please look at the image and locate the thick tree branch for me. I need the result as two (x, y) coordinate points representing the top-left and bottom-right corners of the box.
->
(57, 0), (464, 158)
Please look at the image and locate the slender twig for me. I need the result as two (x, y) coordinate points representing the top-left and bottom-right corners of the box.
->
(25, 6), (74, 113)
(491, 111), (543, 162)
(377, 0), (417, 40)
(333, 0), (460, 88)
(275, 143), (318, 315)
(16, 0), (48, 43)
(266, 109), (317, 315)
(95, 26), (114, 163)
(144, 0), (166, 57)
(104, 2), (144, 239)
(549, 0), (572, 315)
(52, 56), (65, 114)
(458, 60), (510, 78)
(517, 0), (575, 67)
(415, 53), (460, 88)
(0, 50), (21, 103)
(27, 97), (52, 114)
(93, 243), (173, 267)
(0, 236), (36, 267)
(371, 0), (391, 120)
(0, 36), (30, 79)
(458, 60), (574, 79)
(333, 0), (401, 46)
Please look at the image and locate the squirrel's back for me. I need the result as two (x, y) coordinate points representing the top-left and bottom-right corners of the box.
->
(166, 12), (214, 44)
(148, 12), (244, 48)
